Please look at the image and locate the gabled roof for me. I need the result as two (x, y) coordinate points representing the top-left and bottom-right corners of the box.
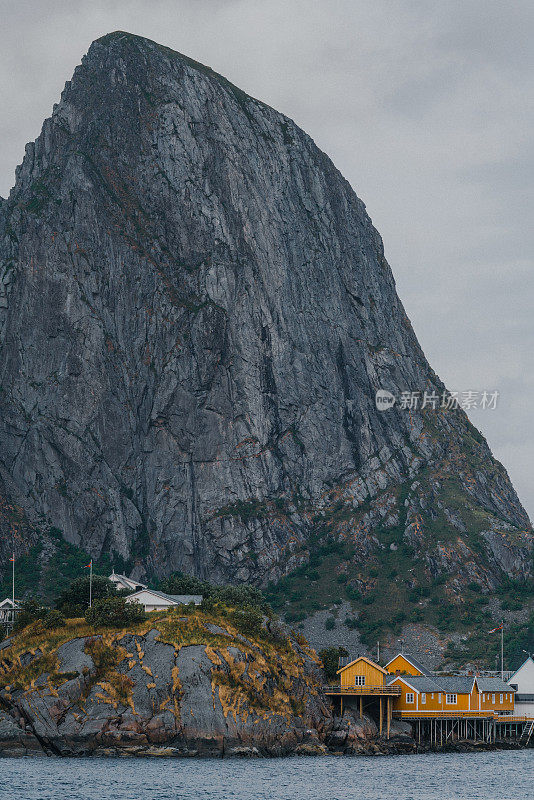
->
(0, 598), (20, 608)
(127, 588), (202, 604)
(475, 676), (513, 693)
(336, 655), (388, 675)
(387, 674), (442, 693)
(436, 676), (475, 694)
(109, 572), (147, 590)
(508, 656), (534, 684)
(385, 653), (433, 676)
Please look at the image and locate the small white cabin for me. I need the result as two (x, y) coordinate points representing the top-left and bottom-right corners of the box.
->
(0, 598), (20, 624)
(126, 588), (202, 613)
(109, 571), (147, 592)
(508, 656), (534, 716)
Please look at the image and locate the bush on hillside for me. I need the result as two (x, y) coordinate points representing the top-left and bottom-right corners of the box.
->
(42, 610), (66, 629)
(85, 596), (146, 628)
(230, 604), (264, 637)
(319, 646), (349, 682)
(57, 575), (118, 616)
(14, 599), (49, 632)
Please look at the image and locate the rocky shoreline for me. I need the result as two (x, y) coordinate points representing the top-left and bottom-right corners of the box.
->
(0, 616), (530, 759)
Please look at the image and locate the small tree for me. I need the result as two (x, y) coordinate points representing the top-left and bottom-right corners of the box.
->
(159, 572), (211, 597)
(318, 646), (349, 682)
(85, 596), (147, 628)
(57, 575), (117, 616)
(230, 604), (263, 637)
(14, 599), (48, 632)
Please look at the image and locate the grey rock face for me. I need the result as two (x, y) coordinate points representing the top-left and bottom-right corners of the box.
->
(0, 31), (530, 590)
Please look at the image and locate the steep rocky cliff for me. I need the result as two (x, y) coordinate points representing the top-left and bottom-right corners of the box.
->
(0, 33), (531, 626)
(0, 613), (412, 757)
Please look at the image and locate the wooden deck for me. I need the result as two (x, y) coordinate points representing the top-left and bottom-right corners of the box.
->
(324, 685), (401, 696)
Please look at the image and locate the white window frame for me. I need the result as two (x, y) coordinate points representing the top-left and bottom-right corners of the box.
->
(492, 694), (495, 704)
(499, 694), (503, 703)
(421, 693), (426, 704)
(355, 675), (365, 686)
(406, 692), (414, 704)
(446, 693), (457, 705)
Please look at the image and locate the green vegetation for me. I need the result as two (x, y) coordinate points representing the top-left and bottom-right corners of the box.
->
(85, 596), (147, 627)
(56, 575), (119, 616)
(444, 612), (534, 669)
(318, 646), (349, 682)
(160, 572), (271, 614)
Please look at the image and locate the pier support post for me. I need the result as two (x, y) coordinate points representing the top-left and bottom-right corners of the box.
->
(379, 697), (383, 736)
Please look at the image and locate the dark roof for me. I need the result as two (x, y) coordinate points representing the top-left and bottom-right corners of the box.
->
(385, 653), (433, 676)
(476, 677), (512, 693)
(394, 675), (442, 693)
(516, 694), (534, 701)
(436, 677), (475, 694)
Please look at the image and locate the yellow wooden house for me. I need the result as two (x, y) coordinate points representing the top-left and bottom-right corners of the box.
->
(337, 655), (388, 688)
(385, 653), (432, 677)
(324, 656), (400, 737)
(389, 674), (515, 717)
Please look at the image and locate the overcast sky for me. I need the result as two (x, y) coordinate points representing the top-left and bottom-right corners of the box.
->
(1, 0), (532, 520)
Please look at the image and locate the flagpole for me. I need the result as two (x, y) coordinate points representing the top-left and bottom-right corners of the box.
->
(501, 620), (504, 680)
(12, 552), (15, 612)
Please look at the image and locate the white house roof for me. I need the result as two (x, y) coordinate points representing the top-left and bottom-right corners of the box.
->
(0, 598), (21, 609)
(508, 656), (534, 683)
(109, 572), (147, 590)
(127, 588), (202, 605)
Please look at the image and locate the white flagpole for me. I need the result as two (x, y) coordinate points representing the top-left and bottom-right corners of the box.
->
(89, 560), (93, 608)
(501, 621), (504, 680)
(12, 552), (15, 612)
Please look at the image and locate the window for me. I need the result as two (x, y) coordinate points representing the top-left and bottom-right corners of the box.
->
(500, 694), (503, 704)
(446, 694), (457, 705)
(355, 675), (365, 686)
(492, 694), (495, 704)
(431, 693), (434, 699)
(438, 693), (441, 702)
(406, 693), (414, 704)
(421, 693), (426, 704)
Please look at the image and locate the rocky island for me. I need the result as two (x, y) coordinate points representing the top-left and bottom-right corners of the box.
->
(0, 610), (414, 758)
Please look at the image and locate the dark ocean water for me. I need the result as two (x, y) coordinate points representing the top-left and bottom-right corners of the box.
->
(0, 751), (532, 800)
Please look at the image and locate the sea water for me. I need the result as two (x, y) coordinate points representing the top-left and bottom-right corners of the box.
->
(0, 751), (532, 800)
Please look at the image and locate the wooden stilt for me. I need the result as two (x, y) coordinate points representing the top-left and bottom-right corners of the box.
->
(379, 697), (383, 737)
(360, 696), (363, 719)
(387, 697), (391, 739)
(340, 696), (343, 717)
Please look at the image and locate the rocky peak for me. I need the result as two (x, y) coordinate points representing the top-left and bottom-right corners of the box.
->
(0, 33), (531, 637)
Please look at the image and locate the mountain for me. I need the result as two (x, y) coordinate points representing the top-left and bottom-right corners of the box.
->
(0, 32), (531, 641)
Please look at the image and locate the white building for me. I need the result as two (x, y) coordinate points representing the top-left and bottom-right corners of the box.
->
(0, 598), (20, 625)
(508, 656), (534, 716)
(125, 588), (202, 613)
(109, 571), (147, 592)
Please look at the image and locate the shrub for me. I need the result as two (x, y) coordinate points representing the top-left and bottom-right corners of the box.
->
(318, 646), (349, 682)
(57, 575), (117, 615)
(85, 597), (146, 628)
(42, 610), (65, 629)
(336, 574), (348, 584)
(325, 616), (336, 630)
(344, 616), (358, 629)
(230, 604), (263, 637)
(14, 599), (49, 631)
(284, 610), (306, 624)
